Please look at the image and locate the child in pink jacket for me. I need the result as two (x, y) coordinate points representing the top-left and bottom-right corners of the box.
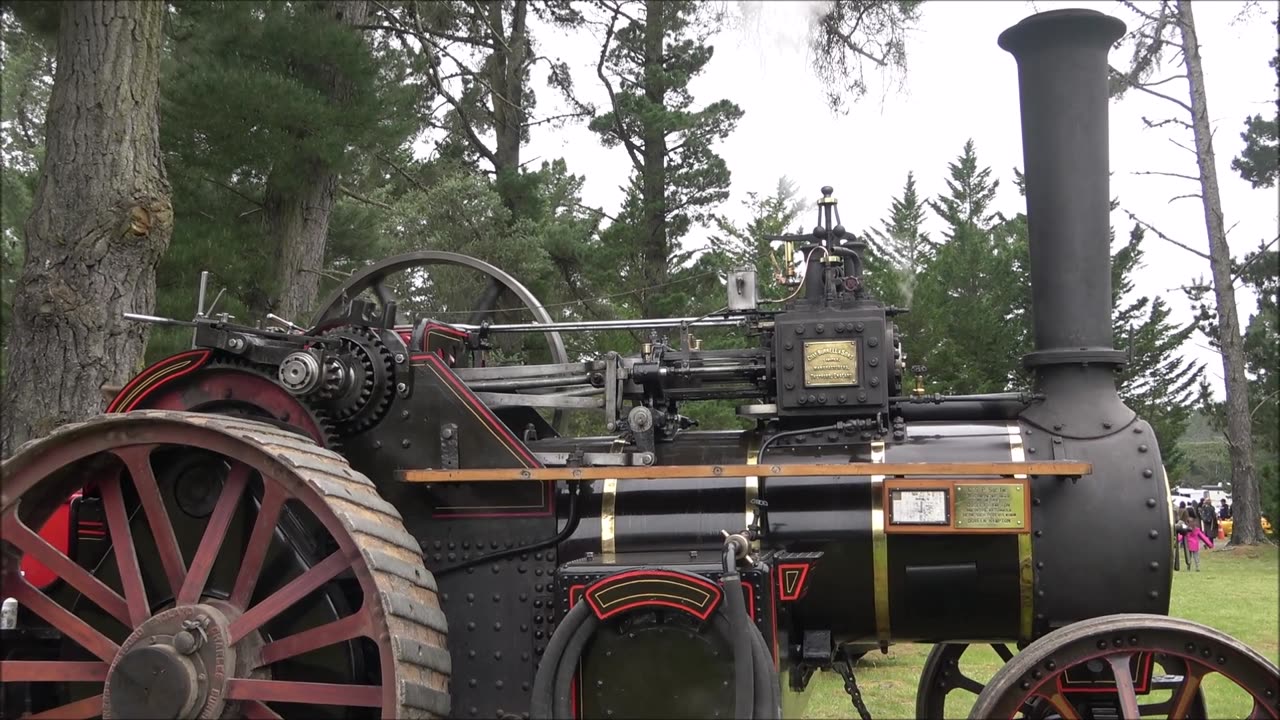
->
(1185, 525), (1214, 571)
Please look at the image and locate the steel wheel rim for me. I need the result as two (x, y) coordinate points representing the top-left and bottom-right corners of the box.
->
(1, 411), (449, 719)
(969, 614), (1279, 720)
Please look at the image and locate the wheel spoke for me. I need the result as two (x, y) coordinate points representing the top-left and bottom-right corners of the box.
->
(1167, 663), (1208, 720)
(1248, 698), (1277, 720)
(112, 445), (186, 595)
(26, 693), (104, 719)
(954, 674), (984, 695)
(0, 661), (109, 682)
(99, 472), (150, 626)
(1, 513), (130, 626)
(229, 550), (349, 643)
(178, 461), (250, 605)
(373, 279), (394, 307)
(991, 643), (1015, 662)
(467, 277), (504, 325)
(3, 579), (119, 662)
(258, 610), (370, 667)
(1038, 690), (1082, 720)
(1106, 653), (1141, 719)
(240, 700), (285, 719)
(226, 679), (383, 707)
(229, 486), (285, 608)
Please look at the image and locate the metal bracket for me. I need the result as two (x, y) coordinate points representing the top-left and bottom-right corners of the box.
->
(532, 451), (655, 467)
(440, 423), (459, 470)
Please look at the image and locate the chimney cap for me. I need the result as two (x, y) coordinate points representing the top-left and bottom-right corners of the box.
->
(998, 8), (1126, 56)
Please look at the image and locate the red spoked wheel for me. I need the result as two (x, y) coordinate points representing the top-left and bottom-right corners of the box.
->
(0, 410), (450, 719)
(968, 614), (1279, 720)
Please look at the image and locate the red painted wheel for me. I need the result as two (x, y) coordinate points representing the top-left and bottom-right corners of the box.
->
(968, 614), (1279, 720)
(1, 411), (449, 718)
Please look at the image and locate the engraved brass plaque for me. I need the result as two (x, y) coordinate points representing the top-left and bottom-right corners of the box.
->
(954, 483), (1026, 529)
(803, 340), (859, 387)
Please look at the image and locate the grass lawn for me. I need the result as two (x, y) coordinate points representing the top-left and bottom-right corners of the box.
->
(802, 544), (1279, 718)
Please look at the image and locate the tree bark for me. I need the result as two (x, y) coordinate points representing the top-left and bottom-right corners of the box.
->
(264, 0), (369, 324)
(489, 0), (529, 207)
(1176, 0), (1265, 545)
(1, 0), (172, 457)
(640, 0), (669, 316)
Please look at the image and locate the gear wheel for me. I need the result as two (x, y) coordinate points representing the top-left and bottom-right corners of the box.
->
(318, 326), (396, 435)
(203, 354), (343, 450)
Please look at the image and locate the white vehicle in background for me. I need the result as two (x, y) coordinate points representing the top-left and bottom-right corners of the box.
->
(1170, 484), (1232, 511)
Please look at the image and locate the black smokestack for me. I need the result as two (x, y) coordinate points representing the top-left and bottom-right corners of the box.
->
(999, 9), (1133, 436)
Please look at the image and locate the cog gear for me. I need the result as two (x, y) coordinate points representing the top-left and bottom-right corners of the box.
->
(317, 326), (396, 435)
(202, 354), (343, 450)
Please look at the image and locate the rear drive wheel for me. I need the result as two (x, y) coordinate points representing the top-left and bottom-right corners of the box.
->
(0, 410), (450, 718)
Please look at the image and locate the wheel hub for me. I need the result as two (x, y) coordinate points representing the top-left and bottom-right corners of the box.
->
(103, 604), (234, 719)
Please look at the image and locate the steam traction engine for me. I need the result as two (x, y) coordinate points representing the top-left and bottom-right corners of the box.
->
(2, 9), (1277, 720)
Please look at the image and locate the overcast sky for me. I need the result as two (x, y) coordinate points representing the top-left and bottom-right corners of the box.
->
(511, 0), (1278, 395)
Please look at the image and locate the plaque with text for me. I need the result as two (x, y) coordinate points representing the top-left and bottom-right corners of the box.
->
(889, 489), (950, 525)
(954, 483), (1027, 530)
(803, 340), (859, 387)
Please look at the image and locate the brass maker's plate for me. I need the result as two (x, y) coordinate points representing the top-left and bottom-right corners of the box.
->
(803, 340), (858, 387)
(954, 482), (1026, 529)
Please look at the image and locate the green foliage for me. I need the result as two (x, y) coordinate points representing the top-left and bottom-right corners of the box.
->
(807, 0), (924, 113)
(1230, 18), (1278, 189)
(863, 171), (932, 309)
(1111, 224), (1206, 480)
(907, 141), (1029, 394)
(587, 0), (743, 316)
(146, 0), (424, 350)
(0, 5), (54, 382)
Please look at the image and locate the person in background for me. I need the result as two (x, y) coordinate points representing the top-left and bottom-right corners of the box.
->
(1184, 521), (1215, 571)
(1219, 499), (1232, 520)
(1199, 495), (1219, 542)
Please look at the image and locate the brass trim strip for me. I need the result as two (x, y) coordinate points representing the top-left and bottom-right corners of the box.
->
(398, 460), (1091, 483)
(746, 434), (760, 550)
(600, 438), (624, 564)
(601, 478), (617, 564)
(870, 441), (891, 644)
(1008, 423), (1034, 641)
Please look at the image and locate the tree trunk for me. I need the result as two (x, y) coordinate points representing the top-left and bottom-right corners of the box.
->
(264, 0), (369, 324)
(1, 0), (172, 458)
(1176, 0), (1265, 545)
(640, 0), (668, 316)
(489, 0), (528, 213)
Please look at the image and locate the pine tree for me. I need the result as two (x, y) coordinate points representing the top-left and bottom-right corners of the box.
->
(1111, 224), (1206, 480)
(1230, 18), (1278, 189)
(158, 0), (420, 326)
(807, 1), (925, 112)
(588, 0), (744, 318)
(910, 141), (1028, 394)
(864, 171), (932, 308)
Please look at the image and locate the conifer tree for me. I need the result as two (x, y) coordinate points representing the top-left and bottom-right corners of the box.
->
(588, 0), (744, 318)
(863, 171), (932, 309)
(910, 141), (1028, 394)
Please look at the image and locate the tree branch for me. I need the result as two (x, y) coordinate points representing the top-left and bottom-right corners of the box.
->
(377, 153), (430, 194)
(1128, 80), (1195, 114)
(1123, 209), (1212, 260)
(1141, 115), (1193, 131)
(1167, 192), (1203, 203)
(202, 177), (263, 208)
(595, 7), (643, 172)
(340, 185), (393, 210)
(1169, 137), (1197, 155)
(1132, 170), (1201, 182)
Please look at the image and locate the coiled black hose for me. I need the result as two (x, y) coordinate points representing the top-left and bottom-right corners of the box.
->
(529, 555), (779, 719)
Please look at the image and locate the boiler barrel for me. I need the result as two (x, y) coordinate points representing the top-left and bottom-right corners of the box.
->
(541, 419), (1171, 646)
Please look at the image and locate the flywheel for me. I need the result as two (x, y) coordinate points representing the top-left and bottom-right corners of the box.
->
(0, 410), (450, 719)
